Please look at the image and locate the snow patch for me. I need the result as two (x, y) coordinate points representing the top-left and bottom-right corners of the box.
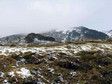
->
(8, 71), (15, 77)
(70, 72), (77, 77)
(0, 72), (4, 77)
(48, 68), (55, 74)
(16, 68), (32, 79)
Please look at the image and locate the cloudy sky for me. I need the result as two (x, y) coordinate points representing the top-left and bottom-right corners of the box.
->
(0, 0), (112, 37)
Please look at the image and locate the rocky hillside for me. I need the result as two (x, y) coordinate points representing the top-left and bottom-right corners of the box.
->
(0, 33), (55, 45)
(25, 33), (55, 43)
(0, 34), (25, 45)
(0, 26), (110, 45)
(43, 26), (109, 42)
(0, 41), (112, 84)
(106, 30), (112, 38)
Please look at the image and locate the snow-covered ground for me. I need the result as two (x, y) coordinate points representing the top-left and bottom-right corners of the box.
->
(0, 43), (112, 56)
(0, 43), (112, 84)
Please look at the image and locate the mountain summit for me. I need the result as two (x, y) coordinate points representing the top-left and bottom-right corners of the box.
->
(43, 26), (109, 41)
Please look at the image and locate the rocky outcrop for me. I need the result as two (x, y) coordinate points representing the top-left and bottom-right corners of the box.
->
(25, 33), (55, 43)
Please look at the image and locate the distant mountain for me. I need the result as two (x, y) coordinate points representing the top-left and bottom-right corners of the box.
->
(0, 34), (26, 45)
(43, 26), (109, 42)
(25, 33), (55, 43)
(0, 33), (55, 45)
(0, 34), (25, 39)
(0, 26), (109, 45)
(105, 30), (112, 38)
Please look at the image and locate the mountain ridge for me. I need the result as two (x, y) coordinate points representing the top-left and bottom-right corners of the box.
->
(0, 26), (111, 45)
(43, 26), (109, 42)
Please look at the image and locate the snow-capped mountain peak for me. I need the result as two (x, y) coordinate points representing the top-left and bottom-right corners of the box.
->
(43, 26), (109, 41)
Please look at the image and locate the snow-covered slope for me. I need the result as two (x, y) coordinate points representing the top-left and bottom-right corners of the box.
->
(0, 43), (112, 56)
(105, 30), (112, 38)
(43, 26), (109, 42)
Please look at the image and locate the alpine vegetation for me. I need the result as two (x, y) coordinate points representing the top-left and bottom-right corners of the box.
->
(0, 0), (112, 83)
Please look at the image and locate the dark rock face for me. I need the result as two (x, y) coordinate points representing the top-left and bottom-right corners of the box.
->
(23, 81), (37, 84)
(25, 33), (55, 43)
(43, 26), (109, 42)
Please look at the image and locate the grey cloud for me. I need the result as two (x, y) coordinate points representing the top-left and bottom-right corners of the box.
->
(0, 0), (112, 37)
